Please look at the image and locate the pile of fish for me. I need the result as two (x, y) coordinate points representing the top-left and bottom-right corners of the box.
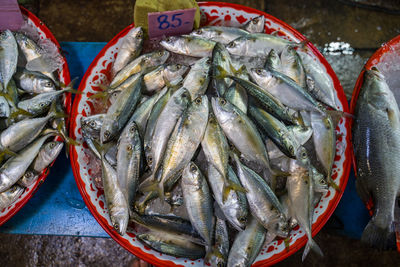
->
(82, 15), (344, 266)
(353, 67), (400, 250)
(0, 29), (72, 210)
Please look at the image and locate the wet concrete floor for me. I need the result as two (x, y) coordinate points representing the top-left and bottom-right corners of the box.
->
(2, 0), (400, 266)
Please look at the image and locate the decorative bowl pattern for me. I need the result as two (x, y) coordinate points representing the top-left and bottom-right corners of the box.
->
(70, 2), (351, 266)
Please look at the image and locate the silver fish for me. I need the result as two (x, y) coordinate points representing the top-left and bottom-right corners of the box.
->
(205, 217), (229, 266)
(212, 42), (235, 96)
(14, 68), (56, 94)
(101, 150), (129, 236)
(110, 50), (169, 89)
(111, 27), (144, 76)
(279, 46), (306, 88)
(100, 73), (142, 143)
(224, 82), (248, 114)
(0, 96), (9, 117)
(148, 87), (190, 174)
(353, 68), (400, 249)
(0, 185), (24, 210)
(182, 57), (211, 99)
(226, 33), (298, 57)
(81, 114), (104, 141)
(190, 26), (249, 44)
(286, 160), (323, 260)
(144, 64), (188, 94)
(181, 162), (214, 246)
(227, 217), (266, 267)
(0, 133), (55, 192)
(117, 121), (141, 212)
(0, 30), (18, 89)
(242, 15), (265, 33)
(160, 35), (216, 57)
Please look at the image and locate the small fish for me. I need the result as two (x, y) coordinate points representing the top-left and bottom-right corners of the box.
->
(190, 26), (249, 44)
(205, 217), (229, 266)
(14, 68), (56, 94)
(0, 30), (18, 89)
(111, 27), (144, 76)
(110, 50), (169, 89)
(116, 121), (141, 212)
(0, 133), (55, 192)
(182, 57), (211, 99)
(353, 68), (400, 249)
(181, 162), (215, 246)
(212, 42), (235, 96)
(224, 82), (248, 114)
(160, 35), (216, 57)
(242, 15), (265, 33)
(81, 114), (104, 141)
(144, 64), (188, 93)
(100, 73), (142, 143)
(233, 153), (288, 237)
(0, 185), (24, 210)
(137, 230), (206, 259)
(226, 33), (299, 57)
(227, 217), (266, 267)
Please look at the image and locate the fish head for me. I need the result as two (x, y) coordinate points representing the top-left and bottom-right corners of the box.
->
(160, 36), (185, 53)
(190, 28), (213, 39)
(268, 213), (290, 238)
(192, 94), (209, 111)
(294, 146), (310, 167)
(312, 170), (329, 193)
(146, 50), (170, 66)
(362, 68), (395, 111)
(265, 49), (281, 70)
(110, 208), (128, 236)
(129, 26), (143, 42)
(192, 57), (212, 71)
(37, 77), (56, 93)
(211, 97), (236, 125)
(100, 119), (118, 143)
(225, 38), (246, 55)
(42, 141), (64, 161)
(0, 30), (13, 42)
(182, 162), (202, 187)
(81, 115), (103, 138)
(249, 68), (274, 85)
(244, 15), (265, 33)
(164, 64), (188, 81)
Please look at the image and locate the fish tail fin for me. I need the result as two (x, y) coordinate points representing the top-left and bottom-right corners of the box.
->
(361, 219), (395, 250)
(0, 147), (17, 162)
(63, 77), (80, 93)
(327, 172), (340, 192)
(284, 237), (291, 252)
(302, 237), (323, 261)
(8, 108), (32, 121)
(47, 100), (67, 119)
(325, 109), (353, 121)
(215, 65), (229, 80)
(222, 180), (247, 203)
(56, 121), (80, 146)
(88, 84), (110, 100)
(204, 246), (225, 265)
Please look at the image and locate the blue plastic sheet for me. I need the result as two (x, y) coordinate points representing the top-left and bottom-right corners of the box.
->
(0, 42), (371, 238)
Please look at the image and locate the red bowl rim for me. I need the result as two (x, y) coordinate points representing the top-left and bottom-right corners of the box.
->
(0, 6), (72, 226)
(69, 2), (352, 266)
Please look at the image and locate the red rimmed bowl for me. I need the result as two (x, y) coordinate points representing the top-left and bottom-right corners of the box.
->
(69, 2), (351, 266)
(0, 6), (72, 226)
(350, 35), (400, 214)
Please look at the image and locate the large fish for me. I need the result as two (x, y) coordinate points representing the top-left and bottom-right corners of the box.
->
(353, 68), (400, 249)
(0, 30), (18, 89)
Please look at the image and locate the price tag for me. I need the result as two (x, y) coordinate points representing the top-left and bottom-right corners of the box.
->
(147, 8), (196, 38)
(0, 0), (24, 31)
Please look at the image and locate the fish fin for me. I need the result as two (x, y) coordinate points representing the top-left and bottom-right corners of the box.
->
(214, 65), (230, 80)
(0, 147), (17, 160)
(134, 192), (156, 214)
(328, 176), (340, 192)
(325, 109), (353, 123)
(8, 108), (32, 120)
(361, 219), (395, 250)
(284, 237), (291, 252)
(89, 91), (109, 99)
(302, 238), (323, 261)
(47, 100), (67, 119)
(204, 247), (225, 265)
(222, 180), (247, 203)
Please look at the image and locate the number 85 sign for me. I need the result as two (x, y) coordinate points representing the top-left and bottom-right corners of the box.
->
(148, 8), (197, 38)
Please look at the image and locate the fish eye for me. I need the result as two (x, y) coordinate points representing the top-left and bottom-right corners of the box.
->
(165, 37), (172, 43)
(147, 156), (153, 163)
(129, 125), (136, 133)
(89, 121), (96, 128)
(39, 102), (46, 107)
(190, 164), (197, 172)
(320, 179), (326, 185)
(252, 17), (260, 24)
(50, 142), (56, 148)
(45, 82), (53, 87)
(113, 92), (118, 98)
(289, 145), (294, 154)
(219, 98), (226, 105)
(227, 42), (236, 48)
(256, 69), (263, 75)
(127, 144), (133, 151)
(104, 130), (111, 138)
(136, 32), (143, 38)
(181, 92), (188, 98)
(195, 97), (202, 104)
(217, 262), (224, 267)
(195, 29), (202, 34)
(175, 64), (182, 69)
(113, 223), (119, 231)
(239, 216), (247, 224)
(157, 51), (164, 57)
(205, 58), (211, 65)
(302, 151), (307, 158)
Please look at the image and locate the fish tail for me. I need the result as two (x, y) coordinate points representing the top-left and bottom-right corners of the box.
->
(361, 219), (395, 250)
(88, 91), (108, 99)
(302, 237), (323, 261)
(65, 88), (82, 95)
(222, 180), (247, 202)
(215, 65), (229, 80)
(284, 237), (291, 252)
(325, 109), (353, 121)
(0, 147), (17, 160)
(8, 108), (32, 120)
(48, 100), (67, 119)
(327, 172), (340, 192)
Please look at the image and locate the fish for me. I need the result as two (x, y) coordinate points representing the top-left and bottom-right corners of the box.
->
(111, 27), (144, 75)
(148, 88), (190, 174)
(226, 33), (299, 57)
(181, 162), (215, 246)
(137, 230), (206, 259)
(81, 114), (105, 142)
(182, 57), (211, 99)
(13, 68), (56, 94)
(224, 82), (248, 114)
(0, 30), (18, 89)
(190, 26), (249, 44)
(212, 42), (236, 96)
(232, 153), (289, 237)
(227, 217), (266, 267)
(205, 217), (229, 266)
(0, 133), (55, 192)
(0, 184), (24, 210)
(212, 97), (272, 178)
(110, 50), (169, 89)
(155, 95), (209, 198)
(143, 63), (188, 93)
(18, 141), (63, 187)
(160, 35), (216, 57)
(117, 120), (141, 212)
(0, 96), (9, 118)
(101, 148), (129, 236)
(242, 15), (265, 33)
(207, 164), (248, 231)
(275, 46), (306, 88)
(296, 48), (337, 109)
(353, 68), (400, 249)
(100, 73), (142, 143)
(286, 160), (323, 260)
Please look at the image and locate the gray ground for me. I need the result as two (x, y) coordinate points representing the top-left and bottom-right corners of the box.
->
(2, 0), (400, 266)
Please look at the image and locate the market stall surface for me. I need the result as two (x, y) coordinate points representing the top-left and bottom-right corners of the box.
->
(1, 0), (400, 266)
